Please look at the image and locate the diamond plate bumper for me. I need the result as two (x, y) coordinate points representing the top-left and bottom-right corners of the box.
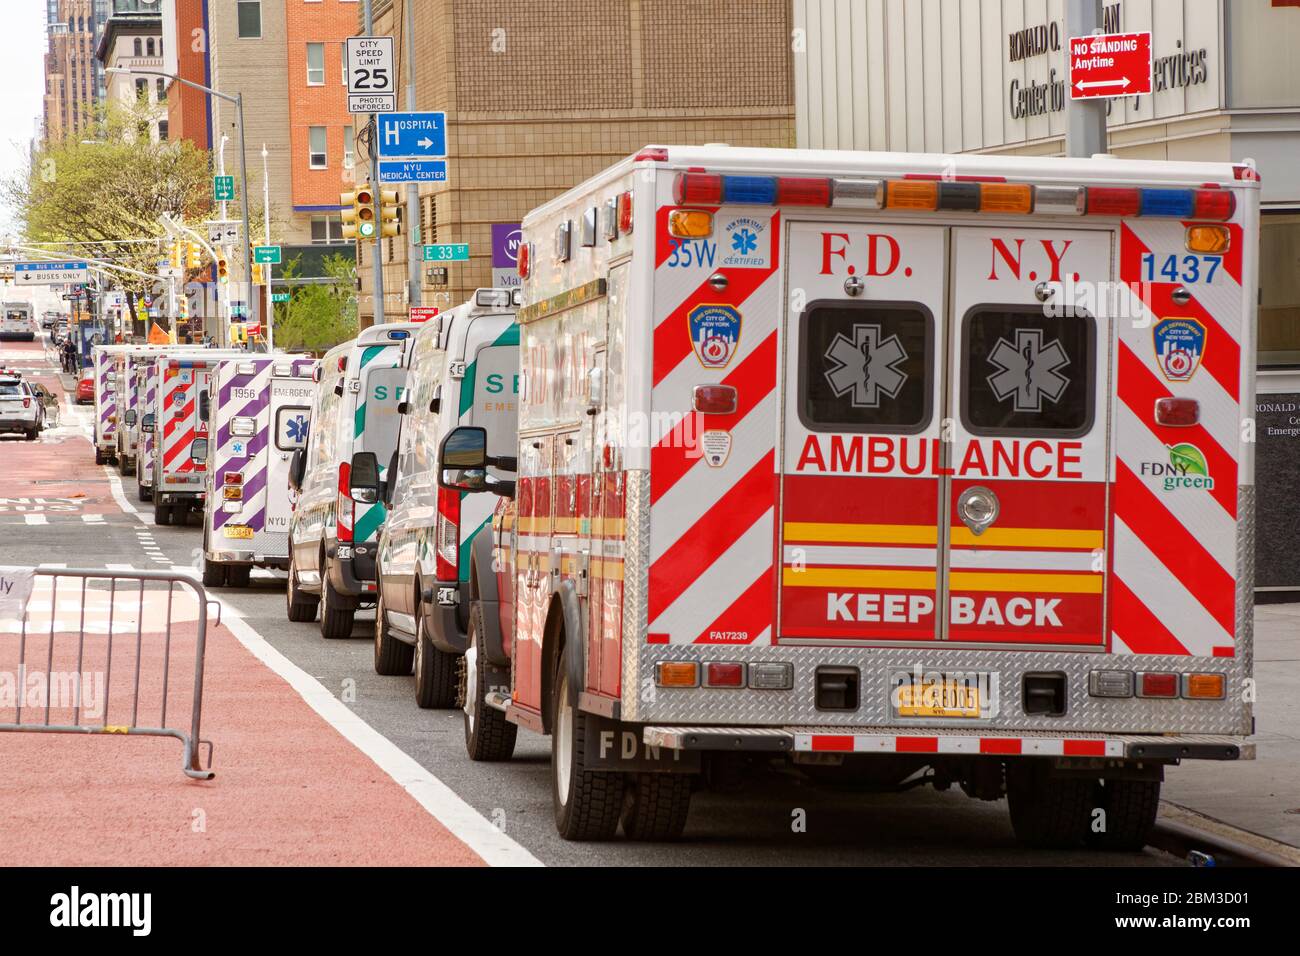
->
(641, 725), (1253, 761)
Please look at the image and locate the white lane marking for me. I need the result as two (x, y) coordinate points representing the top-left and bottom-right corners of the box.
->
(102, 465), (149, 525)
(24, 514), (48, 525)
(81, 513), (105, 524)
(210, 598), (541, 867)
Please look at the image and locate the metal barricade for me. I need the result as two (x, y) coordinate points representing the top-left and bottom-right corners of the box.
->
(0, 568), (220, 779)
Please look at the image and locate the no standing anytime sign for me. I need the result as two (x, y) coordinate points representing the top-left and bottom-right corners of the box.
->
(1069, 31), (1153, 99)
(346, 36), (397, 113)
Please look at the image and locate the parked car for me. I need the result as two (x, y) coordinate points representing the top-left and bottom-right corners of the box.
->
(76, 370), (94, 405)
(0, 374), (41, 440)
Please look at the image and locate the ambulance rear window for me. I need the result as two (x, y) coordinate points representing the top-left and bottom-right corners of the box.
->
(798, 301), (933, 434)
(276, 406), (310, 451)
(961, 307), (1095, 437)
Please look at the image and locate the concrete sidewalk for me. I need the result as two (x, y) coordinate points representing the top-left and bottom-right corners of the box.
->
(1161, 601), (1300, 852)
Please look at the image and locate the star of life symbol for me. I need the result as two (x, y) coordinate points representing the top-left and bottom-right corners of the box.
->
(986, 328), (1070, 413)
(823, 324), (908, 408)
(286, 415), (308, 444)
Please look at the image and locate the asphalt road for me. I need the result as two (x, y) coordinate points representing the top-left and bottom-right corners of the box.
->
(1, 338), (1182, 867)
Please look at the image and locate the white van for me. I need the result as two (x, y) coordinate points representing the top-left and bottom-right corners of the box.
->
(287, 323), (417, 638)
(200, 355), (318, 587)
(369, 290), (520, 707)
(0, 303), (37, 342)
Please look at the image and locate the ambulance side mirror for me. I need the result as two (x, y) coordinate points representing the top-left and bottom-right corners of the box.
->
(288, 448), (307, 491)
(439, 427), (489, 492)
(198, 391), (210, 422)
(349, 451), (382, 504)
(141, 413), (155, 434)
(125, 409), (137, 426)
(191, 438), (209, 463)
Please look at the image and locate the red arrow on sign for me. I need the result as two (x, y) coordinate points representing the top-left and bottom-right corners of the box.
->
(1069, 31), (1152, 100)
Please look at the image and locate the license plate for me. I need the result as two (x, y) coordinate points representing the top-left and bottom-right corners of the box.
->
(224, 525), (254, 539)
(890, 670), (992, 719)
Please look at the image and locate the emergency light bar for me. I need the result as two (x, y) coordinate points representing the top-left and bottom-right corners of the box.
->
(672, 172), (1237, 221)
(387, 330), (410, 341)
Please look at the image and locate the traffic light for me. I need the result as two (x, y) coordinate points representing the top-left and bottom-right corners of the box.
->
(379, 188), (401, 238)
(216, 257), (229, 283)
(186, 241), (202, 270)
(168, 241), (183, 269)
(341, 184), (376, 240)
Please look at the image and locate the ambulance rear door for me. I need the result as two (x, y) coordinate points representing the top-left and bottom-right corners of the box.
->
(945, 226), (1111, 647)
(779, 222), (947, 643)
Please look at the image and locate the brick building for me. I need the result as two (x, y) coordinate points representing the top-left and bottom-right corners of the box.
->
(161, 0), (210, 151)
(355, 0), (795, 325)
(43, 0), (109, 143)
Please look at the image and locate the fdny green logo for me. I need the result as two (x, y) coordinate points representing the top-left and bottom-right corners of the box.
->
(1139, 443), (1214, 492)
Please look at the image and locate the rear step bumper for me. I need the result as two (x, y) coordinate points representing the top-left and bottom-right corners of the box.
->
(641, 726), (1252, 761)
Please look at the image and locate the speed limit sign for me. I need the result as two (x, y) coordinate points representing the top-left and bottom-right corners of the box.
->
(346, 36), (396, 113)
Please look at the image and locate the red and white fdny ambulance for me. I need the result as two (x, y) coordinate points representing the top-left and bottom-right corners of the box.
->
(441, 145), (1258, 847)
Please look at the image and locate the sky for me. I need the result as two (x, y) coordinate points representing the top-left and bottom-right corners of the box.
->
(0, 1), (53, 236)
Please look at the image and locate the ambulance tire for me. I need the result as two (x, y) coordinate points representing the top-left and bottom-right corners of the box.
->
(286, 549), (319, 623)
(95, 448), (106, 466)
(551, 661), (624, 841)
(137, 483), (151, 503)
(462, 602), (516, 761)
(413, 612), (457, 708)
(319, 576), (355, 639)
(226, 565), (251, 589)
(1085, 778), (1161, 852)
(25, 428), (37, 441)
(373, 590), (415, 675)
(620, 773), (693, 842)
(1006, 759), (1093, 849)
(202, 559), (228, 588)
(153, 500), (172, 526)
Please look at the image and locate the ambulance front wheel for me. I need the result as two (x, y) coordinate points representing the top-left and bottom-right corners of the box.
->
(374, 588), (415, 676)
(320, 574), (356, 639)
(413, 610), (457, 708)
(551, 658), (624, 841)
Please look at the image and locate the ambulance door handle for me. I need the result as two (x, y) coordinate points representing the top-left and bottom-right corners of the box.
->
(956, 485), (1000, 537)
(1034, 282), (1054, 303)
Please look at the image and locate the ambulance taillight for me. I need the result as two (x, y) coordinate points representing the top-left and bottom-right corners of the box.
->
(336, 463), (354, 544)
(435, 487), (460, 581)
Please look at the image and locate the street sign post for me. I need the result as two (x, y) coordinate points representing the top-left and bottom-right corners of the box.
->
(422, 243), (470, 262)
(378, 159), (448, 184)
(1069, 31), (1152, 99)
(377, 112), (447, 159)
(346, 36), (397, 113)
(14, 261), (90, 286)
(213, 175), (235, 202)
(253, 245), (282, 265)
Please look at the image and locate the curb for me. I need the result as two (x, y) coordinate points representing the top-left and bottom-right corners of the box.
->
(1149, 815), (1298, 867)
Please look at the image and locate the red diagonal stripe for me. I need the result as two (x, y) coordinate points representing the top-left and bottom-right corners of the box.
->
(1113, 460), (1236, 635)
(652, 213), (781, 385)
(1116, 341), (1236, 519)
(655, 204), (720, 268)
(693, 565), (773, 644)
(1109, 575), (1192, 655)
(162, 395), (194, 439)
(651, 330), (777, 504)
(1120, 224), (1240, 399)
(648, 450), (774, 623)
(163, 428), (195, 467)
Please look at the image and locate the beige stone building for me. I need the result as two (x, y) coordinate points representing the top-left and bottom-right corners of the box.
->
(43, 0), (109, 144)
(356, 0), (796, 325)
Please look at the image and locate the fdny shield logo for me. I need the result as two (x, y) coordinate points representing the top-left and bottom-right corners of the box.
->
(688, 304), (742, 369)
(1153, 317), (1205, 382)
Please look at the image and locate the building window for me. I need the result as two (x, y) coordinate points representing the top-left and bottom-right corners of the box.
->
(311, 216), (344, 244)
(156, 77), (166, 101)
(146, 37), (155, 56)
(306, 43), (325, 86)
(158, 120), (168, 141)
(308, 126), (327, 169)
(1259, 213), (1300, 367)
(236, 1), (261, 39)
(343, 127), (354, 170)
(341, 41), (348, 84)
(135, 78), (148, 101)
(133, 37), (142, 56)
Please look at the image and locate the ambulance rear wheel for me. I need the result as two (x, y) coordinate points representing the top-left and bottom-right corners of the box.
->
(137, 483), (151, 502)
(374, 589), (415, 675)
(286, 548), (318, 623)
(95, 448), (106, 465)
(1085, 778), (1161, 852)
(413, 611), (457, 708)
(462, 602), (516, 761)
(153, 500), (172, 526)
(201, 559), (227, 588)
(620, 773), (693, 841)
(226, 565), (251, 589)
(1006, 759), (1092, 849)
(320, 575), (355, 639)
(552, 663), (623, 841)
